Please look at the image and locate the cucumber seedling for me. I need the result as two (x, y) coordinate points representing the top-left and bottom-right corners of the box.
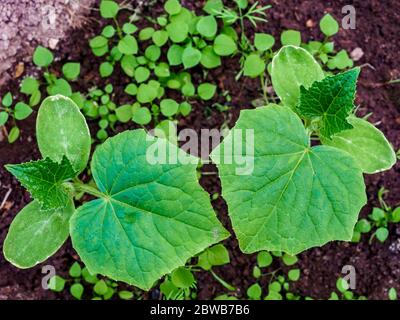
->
(4, 95), (228, 291)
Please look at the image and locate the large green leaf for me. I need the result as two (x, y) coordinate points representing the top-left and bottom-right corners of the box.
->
(211, 105), (366, 255)
(36, 95), (91, 173)
(297, 68), (360, 138)
(6, 156), (76, 210)
(321, 117), (396, 174)
(3, 200), (74, 268)
(70, 130), (229, 290)
(271, 45), (324, 108)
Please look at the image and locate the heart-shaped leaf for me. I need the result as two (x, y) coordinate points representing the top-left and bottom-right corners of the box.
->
(211, 105), (366, 255)
(70, 130), (229, 290)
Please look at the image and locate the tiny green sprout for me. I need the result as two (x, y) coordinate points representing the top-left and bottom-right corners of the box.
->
(119, 290), (134, 300)
(171, 267), (196, 289)
(243, 54), (265, 78)
(167, 45), (184, 66)
(70, 283), (84, 300)
(8, 126), (20, 143)
(94, 279), (109, 296)
(0, 112), (9, 126)
(135, 67), (151, 83)
(181, 82), (195, 97)
(2, 91), (13, 107)
(280, 30), (301, 46)
(213, 34), (237, 56)
(137, 83), (158, 103)
(145, 45), (161, 62)
(320, 13), (339, 37)
(69, 261), (82, 278)
(253, 266), (261, 278)
(29, 90), (42, 107)
(257, 251), (273, 268)
(82, 267), (98, 284)
(182, 47), (202, 69)
(33, 46), (54, 68)
(99, 62), (114, 78)
(152, 30), (169, 47)
(160, 99), (179, 117)
(104, 84), (113, 94)
(118, 35), (138, 55)
(100, 0), (119, 19)
(132, 107), (152, 125)
(62, 62), (81, 81)
(282, 254), (298, 266)
(254, 33), (275, 51)
(375, 227), (389, 243)
(139, 27), (156, 41)
(49, 275), (66, 292)
(336, 278), (349, 293)
(166, 22), (189, 43)
(115, 104), (132, 123)
(288, 269), (300, 282)
(102, 25), (116, 38)
(198, 83), (217, 100)
(214, 294), (238, 300)
(327, 50), (353, 70)
(48, 79), (72, 97)
(20, 77), (40, 95)
(247, 283), (262, 300)
(197, 15), (218, 38)
(179, 102), (192, 116)
(268, 281), (282, 293)
(200, 46), (221, 69)
(14, 102), (32, 121)
(197, 244), (230, 271)
(120, 55), (137, 77)
(122, 23), (138, 35)
(388, 288), (397, 300)
(125, 83), (138, 96)
(204, 0), (224, 15)
(164, 0), (182, 16)
(89, 35), (109, 57)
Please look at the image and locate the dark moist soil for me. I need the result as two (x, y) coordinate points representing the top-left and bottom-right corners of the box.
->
(0, 0), (399, 300)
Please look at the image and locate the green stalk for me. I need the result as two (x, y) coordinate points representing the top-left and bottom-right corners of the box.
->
(70, 181), (106, 199)
(113, 17), (123, 39)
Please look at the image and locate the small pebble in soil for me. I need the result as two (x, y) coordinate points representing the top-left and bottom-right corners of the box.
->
(388, 239), (400, 253)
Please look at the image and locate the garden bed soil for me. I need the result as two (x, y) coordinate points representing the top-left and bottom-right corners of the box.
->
(0, 0), (399, 300)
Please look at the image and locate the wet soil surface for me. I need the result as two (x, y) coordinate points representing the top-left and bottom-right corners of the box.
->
(0, 0), (399, 300)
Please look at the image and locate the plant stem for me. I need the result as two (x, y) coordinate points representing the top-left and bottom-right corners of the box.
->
(260, 73), (269, 104)
(210, 269), (236, 291)
(71, 181), (105, 199)
(113, 17), (123, 39)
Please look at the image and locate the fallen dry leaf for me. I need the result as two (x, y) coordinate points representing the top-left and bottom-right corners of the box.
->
(14, 62), (24, 78)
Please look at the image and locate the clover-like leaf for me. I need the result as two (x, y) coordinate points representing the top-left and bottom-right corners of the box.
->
(297, 68), (360, 138)
(321, 116), (396, 174)
(70, 130), (229, 290)
(3, 200), (74, 268)
(6, 156), (77, 210)
(211, 105), (366, 255)
(36, 95), (91, 173)
(271, 46), (324, 109)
